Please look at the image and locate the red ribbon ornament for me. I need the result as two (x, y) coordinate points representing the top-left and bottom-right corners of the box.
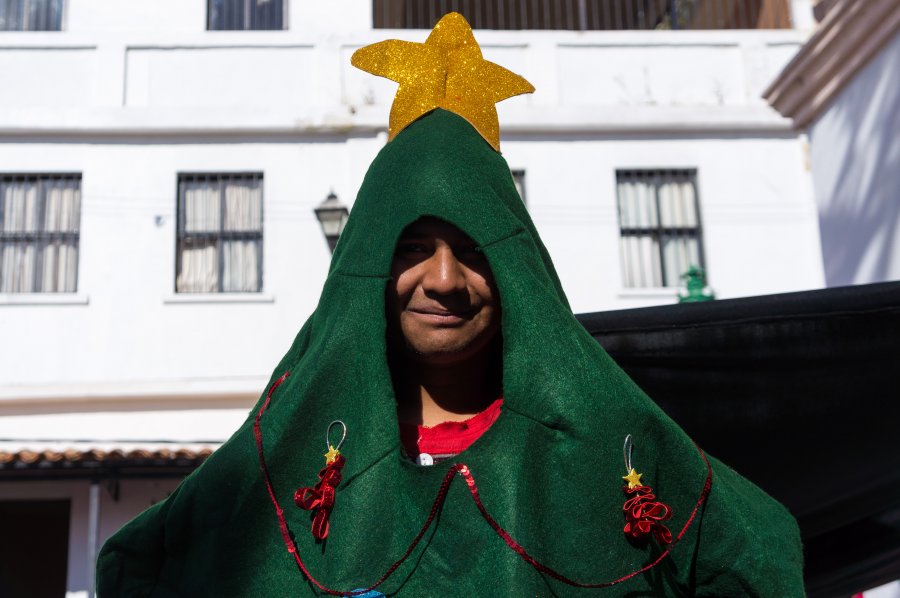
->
(622, 484), (673, 545)
(295, 454), (346, 540)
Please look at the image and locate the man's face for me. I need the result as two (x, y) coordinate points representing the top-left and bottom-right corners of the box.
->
(387, 217), (500, 366)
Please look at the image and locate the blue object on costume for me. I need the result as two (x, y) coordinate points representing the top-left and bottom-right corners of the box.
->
(351, 590), (385, 597)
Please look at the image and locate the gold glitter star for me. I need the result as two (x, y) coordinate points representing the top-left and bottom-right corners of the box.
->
(351, 12), (534, 152)
(324, 445), (341, 465)
(623, 468), (643, 489)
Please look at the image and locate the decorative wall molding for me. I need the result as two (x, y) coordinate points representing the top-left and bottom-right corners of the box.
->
(764, 0), (900, 128)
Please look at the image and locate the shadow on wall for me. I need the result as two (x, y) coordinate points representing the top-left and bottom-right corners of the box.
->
(814, 37), (900, 287)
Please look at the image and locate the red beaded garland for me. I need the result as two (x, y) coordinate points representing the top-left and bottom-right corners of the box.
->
(255, 372), (713, 596)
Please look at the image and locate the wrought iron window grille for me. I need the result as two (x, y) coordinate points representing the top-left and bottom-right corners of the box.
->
(615, 168), (706, 289)
(175, 172), (264, 294)
(0, 173), (81, 293)
(207, 0), (286, 31)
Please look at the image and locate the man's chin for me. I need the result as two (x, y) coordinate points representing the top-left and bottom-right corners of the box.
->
(405, 341), (481, 366)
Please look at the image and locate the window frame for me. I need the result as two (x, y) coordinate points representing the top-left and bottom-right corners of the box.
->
(615, 168), (706, 288)
(175, 172), (264, 294)
(0, 172), (81, 294)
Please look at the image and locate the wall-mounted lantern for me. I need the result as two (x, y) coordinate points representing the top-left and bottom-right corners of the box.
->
(313, 190), (349, 253)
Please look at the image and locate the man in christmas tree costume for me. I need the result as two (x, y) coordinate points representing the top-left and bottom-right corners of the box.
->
(98, 14), (803, 596)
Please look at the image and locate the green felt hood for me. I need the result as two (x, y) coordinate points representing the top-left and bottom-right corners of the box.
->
(98, 110), (803, 597)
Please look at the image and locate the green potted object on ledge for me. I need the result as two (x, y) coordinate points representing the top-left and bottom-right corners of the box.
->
(679, 265), (716, 303)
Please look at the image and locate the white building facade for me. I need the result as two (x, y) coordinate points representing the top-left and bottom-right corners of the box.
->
(765, 0), (900, 287)
(0, 1), (823, 596)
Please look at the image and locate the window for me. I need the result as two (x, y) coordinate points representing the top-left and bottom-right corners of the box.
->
(616, 169), (705, 288)
(511, 170), (526, 205)
(0, 174), (81, 293)
(372, 0), (791, 30)
(176, 173), (263, 293)
(208, 0), (285, 30)
(0, 0), (64, 31)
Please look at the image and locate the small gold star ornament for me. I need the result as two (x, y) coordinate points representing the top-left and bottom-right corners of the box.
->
(351, 12), (534, 152)
(324, 444), (341, 465)
(623, 468), (643, 489)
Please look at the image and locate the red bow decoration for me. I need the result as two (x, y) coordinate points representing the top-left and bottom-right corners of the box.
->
(623, 484), (673, 545)
(295, 454), (346, 540)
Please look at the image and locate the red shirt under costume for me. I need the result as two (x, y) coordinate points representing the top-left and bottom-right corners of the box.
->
(399, 398), (503, 465)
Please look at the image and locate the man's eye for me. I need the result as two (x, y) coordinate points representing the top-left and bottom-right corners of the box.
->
(457, 245), (485, 260)
(396, 242), (428, 254)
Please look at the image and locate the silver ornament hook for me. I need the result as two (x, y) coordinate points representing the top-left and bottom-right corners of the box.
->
(326, 420), (347, 451)
(623, 434), (634, 474)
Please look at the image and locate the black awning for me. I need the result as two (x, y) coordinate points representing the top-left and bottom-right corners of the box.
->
(576, 281), (900, 598)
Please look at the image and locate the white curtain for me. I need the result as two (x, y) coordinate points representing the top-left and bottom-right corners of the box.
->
(2, 181), (39, 232)
(223, 179), (261, 291)
(177, 240), (218, 293)
(182, 181), (221, 233)
(177, 181), (221, 293)
(1, 178), (79, 293)
(0, 242), (36, 292)
(222, 240), (259, 292)
(617, 179), (659, 230)
(662, 236), (701, 286)
(177, 177), (261, 293)
(619, 235), (662, 289)
(658, 179), (697, 227)
(223, 179), (262, 232)
(42, 179), (80, 292)
(660, 179), (700, 285)
(618, 178), (662, 288)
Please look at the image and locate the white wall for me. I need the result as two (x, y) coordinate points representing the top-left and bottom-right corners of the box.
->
(506, 132), (822, 313)
(0, 30), (805, 131)
(0, 130), (823, 394)
(64, 0), (372, 34)
(0, 17), (823, 413)
(67, 0), (203, 33)
(807, 32), (900, 287)
(0, 137), (371, 393)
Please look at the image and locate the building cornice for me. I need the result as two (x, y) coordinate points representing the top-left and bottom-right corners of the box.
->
(0, 105), (794, 139)
(764, 0), (900, 128)
(0, 376), (264, 411)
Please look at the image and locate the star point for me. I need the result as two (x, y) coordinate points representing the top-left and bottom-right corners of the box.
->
(351, 12), (534, 152)
(623, 468), (643, 489)
(324, 445), (341, 465)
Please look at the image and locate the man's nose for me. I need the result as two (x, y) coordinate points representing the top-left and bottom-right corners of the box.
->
(423, 246), (467, 294)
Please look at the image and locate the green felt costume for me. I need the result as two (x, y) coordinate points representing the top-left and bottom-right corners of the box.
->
(97, 109), (804, 597)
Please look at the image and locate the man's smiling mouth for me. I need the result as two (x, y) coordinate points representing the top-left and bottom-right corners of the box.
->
(408, 306), (478, 323)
